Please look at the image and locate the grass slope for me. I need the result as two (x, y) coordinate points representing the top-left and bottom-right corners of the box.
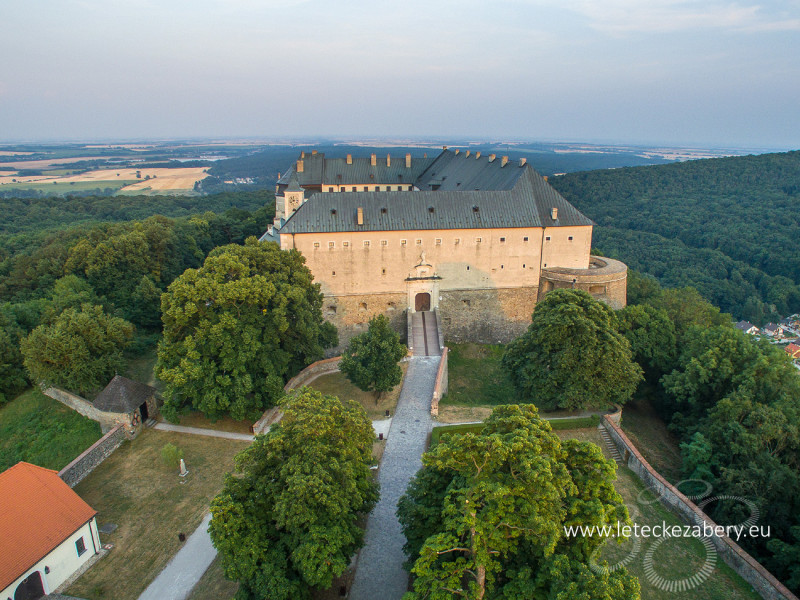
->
(0, 388), (101, 471)
(441, 343), (516, 406)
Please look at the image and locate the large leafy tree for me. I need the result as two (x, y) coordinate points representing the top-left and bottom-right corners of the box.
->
(617, 303), (677, 380)
(209, 388), (378, 600)
(156, 237), (337, 420)
(502, 289), (642, 410)
(0, 308), (28, 404)
(398, 404), (637, 600)
(340, 314), (407, 399)
(20, 304), (133, 396)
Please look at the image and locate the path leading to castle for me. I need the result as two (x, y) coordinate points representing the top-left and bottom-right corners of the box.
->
(349, 355), (439, 600)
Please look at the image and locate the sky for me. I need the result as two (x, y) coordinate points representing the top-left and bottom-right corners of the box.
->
(1, 0), (799, 148)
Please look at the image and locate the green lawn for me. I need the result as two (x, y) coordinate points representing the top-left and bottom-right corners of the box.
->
(0, 388), (102, 471)
(309, 365), (407, 420)
(441, 343), (516, 406)
(430, 415), (601, 446)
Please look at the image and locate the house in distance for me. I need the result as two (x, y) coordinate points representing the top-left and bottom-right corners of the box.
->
(261, 148), (627, 345)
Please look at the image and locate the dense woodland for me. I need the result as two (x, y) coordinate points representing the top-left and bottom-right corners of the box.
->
(0, 191), (275, 402)
(551, 151), (800, 323)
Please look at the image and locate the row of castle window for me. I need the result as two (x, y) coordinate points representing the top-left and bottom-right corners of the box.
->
(312, 235), (573, 249)
(331, 262), (529, 276)
(326, 185), (413, 192)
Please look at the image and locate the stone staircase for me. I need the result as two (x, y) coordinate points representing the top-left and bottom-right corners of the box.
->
(598, 424), (624, 465)
(410, 311), (442, 357)
(145, 418), (157, 428)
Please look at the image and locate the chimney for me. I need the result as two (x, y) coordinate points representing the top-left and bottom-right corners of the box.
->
(423, 152), (427, 158)
(346, 154), (352, 165)
(277, 172), (281, 180)
(311, 149), (318, 155)
(301, 151), (306, 159)
(551, 207), (558, 220)
(465, 150), (471, 158)
(405, 153), (411, 168)
(488, 154), (496, 162)
(519, 158), (527, 167)
(454, 149), (460, 155)
(475, 152), (481, 159)
(443, 145), (448, 150)
(296, 160), (304, 173)
(543, 175), (549, 182)
(501, 155), (509, 167)
(357, 207), (364, 225)
(370, 153), (377, 166)
(386, 154), (391, 167)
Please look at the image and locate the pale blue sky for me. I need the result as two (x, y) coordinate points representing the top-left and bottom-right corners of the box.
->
(1, 0), (798, 147)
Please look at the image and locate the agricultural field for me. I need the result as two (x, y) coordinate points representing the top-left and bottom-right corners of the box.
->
(0, 166), (209, 194)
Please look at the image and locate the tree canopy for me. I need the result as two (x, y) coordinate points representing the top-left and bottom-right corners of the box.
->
(502, 289), (642, 410)
(398, 404), (638, 600)
(20, 304), (133, 396)
(209, 388), (378, 600)
(340, 314), (407, 397)
(156, 237), (337, 420)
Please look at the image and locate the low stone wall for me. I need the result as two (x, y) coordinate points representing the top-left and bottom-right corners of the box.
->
(438, 287), (537, 343)
(602, 416), (798, 600)
(430, 347), (449, 417)
(44, 387), (133, 434)
(58, 424), (126, 488)
(284, 356), (343, 391)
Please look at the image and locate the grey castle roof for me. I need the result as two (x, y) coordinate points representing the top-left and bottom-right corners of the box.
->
(93, 375), (157, 414)
(278, 152), (592, 233)
(278, 152), (435, 188)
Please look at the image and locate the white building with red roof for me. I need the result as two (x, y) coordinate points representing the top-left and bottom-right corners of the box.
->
(0, 462), (99, 599)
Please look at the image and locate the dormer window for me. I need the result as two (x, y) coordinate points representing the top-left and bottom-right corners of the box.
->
(473, 206), (479, 213)
(428, 207), (435, 214)
(331, 209), (337, 215)
(381, 207), (387, 214)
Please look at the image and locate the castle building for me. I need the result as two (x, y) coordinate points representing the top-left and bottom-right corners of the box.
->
(261, 148), (627, 346)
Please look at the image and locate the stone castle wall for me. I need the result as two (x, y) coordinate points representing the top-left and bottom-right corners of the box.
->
(602, 416), (798, 600)
(438, 287), (538, 343)
(539, 256), (627, 309)
(58, 424), (126, 488)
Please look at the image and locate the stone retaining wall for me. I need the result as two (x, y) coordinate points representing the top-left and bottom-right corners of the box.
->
(602, 416), (798, 600)
(430, 347), (449, 417)
(44, 387), (135, 434)
(58, 424), (126, 488)
(284, 356), (343, 391)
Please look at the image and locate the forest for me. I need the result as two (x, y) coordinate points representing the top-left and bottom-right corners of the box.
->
(550, 150), (800, 323)
(0, 191), (275, 403)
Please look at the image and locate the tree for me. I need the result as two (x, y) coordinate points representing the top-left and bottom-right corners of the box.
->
(156, 238), (337, 420)
(340, 314), (406, 400)
(20, 304), (133, 396)
(397, 404), (636, 600)
(0, 311), (27, 404)
(502, 289), (642, 410)
(209, 389), (378, 600)
(617, 304), (677, 380)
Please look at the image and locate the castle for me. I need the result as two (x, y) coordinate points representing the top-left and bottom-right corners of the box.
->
(261, 148), (627, 347)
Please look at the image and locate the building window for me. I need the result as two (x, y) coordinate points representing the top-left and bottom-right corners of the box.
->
(475, 237), (482, 243)
(401, 239), (407, 246)
(313, 242), (320, 248)
(435, 238), (442, 245)
(381, 240), (388, 246)
(328, 242), (334, 248)
(500, 237), (506, 243)
(381, 268), (386, 275)
(343, 241), (350, 247)
(454, 238), (460, 245)
(545, 236), (551, 241)
(364, 240), (370, 247)
(76, 537), (87, 557)
(501, 264), (504, 269)
(415, 239), (422, 245)
(352, 186), (357, 192)
(328, 187), (334, 192)
(523, 236), (529, 242)
(363, 186), (368, 191)
(523, 263), (526, 268)
(466, 266), (470, 271)
(332, 271), (336, 276)
(568, 236), (573, 241)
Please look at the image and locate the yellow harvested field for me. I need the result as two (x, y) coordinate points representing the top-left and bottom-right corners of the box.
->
(0, 151), (33, 156)
(0, 167), (209, 190)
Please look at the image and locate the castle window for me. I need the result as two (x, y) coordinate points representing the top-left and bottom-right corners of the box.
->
(364, 240), (370, 247)
(568, 236), (573, 241)
(545, 236), (551, 241)
(435, 238), (442, 245)
(340, 187), (345, 192)
(352, 187), (357, 192)
(332, 271), (336, 276)
(415, 239), (422, 245)
(328, 242), (334, 248)
(359, 302), (367, 311)
(381, 207), (387, 214)
(500, 237), (506, 243)
(325, 305), (337, 316)
(428, 207), (435, 213)
(501, 265), (504, 269)
(466, 266), (470, 271)
(401, 239), (407, 246)
(475, 237), (482, 243)
(523, 263), (526, 268)
(343, 241), (350, 247)
(381, 240), (388, 246)
(328, 187), (334, 192)
(454, 238), (460, 245)
(524, 236), (529, 242)
(544, 263), (547, 267)
(363, 186), (368, 191)
(473, 206), (479, 213)
(381, 268), (386, 275)
(314, 242), (320, 248)
(331, 209), (337, 215)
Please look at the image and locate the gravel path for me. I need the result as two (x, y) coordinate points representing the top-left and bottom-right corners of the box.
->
(349, 356), (440, 600)
(138, 513), (216, 600)
(153, 422), (255, 441)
